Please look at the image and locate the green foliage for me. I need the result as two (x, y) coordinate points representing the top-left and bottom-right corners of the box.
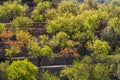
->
(84, 0), (98, 9)
(39, 34), (77, 57)
(101, 17), (120, 50)
(31, 10), (44, 22)
(87, 39), (110, 56)
(109, 2), (120, 18)
(0, 1), (28, 22)
(7, 59), (38, 80)
(0, 61), (9, 80)
(72, 10), (99, 44)
(0, 61), (9, 73)
(0, 0), (120, 79)
(12, 16), (33, 30)
(46, 13), (75, 34)
(46, 18), (61, 34)
(111, 0), (120, 6)
(80, 3), (89, 12)
(61, 62), (90, 80)
(39, 35), (49, 46)
(40, 45), (55, 57)
(42, 71), (60, 80)
(93, 39), (110, 55)
(50, 31), (70, 47)
(78, 10), (99, 32)
(46, 9), (58, 20)
(117, 64), (120, 79)
(0, 23), (5, 34)
(58, 0), (80, 14)
(5, 47), (21, 57)
(109, 54), (120, 79)
(27, 41), (55, 58)
(46, 10), (99, 41)
(31, 1), (51, 22)
(93, 63), (111, 80)
(107, 17), (120, 36)
(27, 41), (41, 57)
(97, 4), (110, 20)
(61, 56), (111, 80)
(61, 56), (93, 80)
(46, 10), (99, 43)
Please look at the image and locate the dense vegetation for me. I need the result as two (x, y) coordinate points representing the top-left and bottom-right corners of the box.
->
(0, 0), (120, 80)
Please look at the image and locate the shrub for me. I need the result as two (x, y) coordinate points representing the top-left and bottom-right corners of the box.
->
(46, 9), (58, 20)
(61, 56), (93, 80)
(16, 30), (35, 47)
(7, 59), (38, 80)
(5, 47), (21, 57)
(12, 16), (33, 30)
(87, 39), (110, 55)
(58, 0), (80, 14)
(27, 41), (55, 58)
(31, 1), (51, 22)
(101, 17), (120, 51)
(0, 1), (28, 22)
(42, 71), (60, 80)
(50, 31), (70, 47)
(61, 56), (111, 80)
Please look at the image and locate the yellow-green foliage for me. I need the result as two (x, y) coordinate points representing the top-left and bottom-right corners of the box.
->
(0, 1), (28, 22)
(42, 71), (60, 80)
(27, 41), (55, 58)
(12, 16), (33, 30)
(0, 61), (9, 80)
(90, 39), (110, 55)
(101, 17), (120, 48)
(61, 56), (111, 80)
(0, 0), (120, 79)
(5, 47), (21, 57)
(31, 1), (51, 22)
(58, 0), (80, 14)
(7, 59), (38, 80)
(50, 31), (70, 47)
(0, 23), (5, 34)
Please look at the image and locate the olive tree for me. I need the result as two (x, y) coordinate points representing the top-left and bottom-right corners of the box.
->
(93, 63), (111, 80)
(61, 56), (111, 80)
(31, 1), (51, 22)
(46, 13), (75, 34)
(93, 39), (110, 55)
(87, 39), (110, 62)
(101, 17), (120, 51)
(50, 31), (70, 48)
(61, 56), (93, 80)
(58, 0), (80, 14)
(7, 59), (38, 80)
(11, 16), (33, 30)
(46, 9), (58, 20)
(41, 71), (60, 80)
(27, 41), (55, 58)
(0, 1), (28, 22)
